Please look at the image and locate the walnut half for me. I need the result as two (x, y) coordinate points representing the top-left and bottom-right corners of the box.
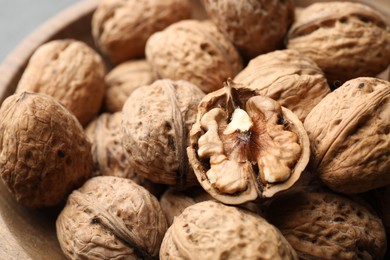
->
(188, 80), (310, 205)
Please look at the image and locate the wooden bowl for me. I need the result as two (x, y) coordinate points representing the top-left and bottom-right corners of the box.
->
(0, 0), (389, 259)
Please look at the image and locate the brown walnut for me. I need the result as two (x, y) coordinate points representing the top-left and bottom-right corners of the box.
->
(304, 77), (390, 194)
(287, 1), (390, 85)
(122, 79), (205, 187)
(16, 39), (106, 126)
(92, 0), (191, 64)
(188, 80), (310, 205)
(56, 176), (167, 259)
(160, 200), (298, 260)
(202, 0), (295, 60)
(145, 19), (243, 93)
(85, 112), (164, 197)
(267, 190), (387, 260)
(0, 92), (92, 208)
(234, 49), (331, 122)
(104, 60), (156, 112)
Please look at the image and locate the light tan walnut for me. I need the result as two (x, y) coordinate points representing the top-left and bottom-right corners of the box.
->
(234, 49), (331, 122)
(56, 176), (167, 259)
(267, 190), (387, 260)
(188, 80), (310, 205)
(304, 77), (390, 194)
(287, 1), (390, 85)
(0, 92), (92, 208)
(160, 200), (298, 260)
(122, 79), (205, 187)
(85, 112), (165, 197)
(104, 60), (156, 112)
(202, 0), (295, 60)
(145, 20), (243, 93)
(15, 39), (106, 126)
(92, 0), (191, 64)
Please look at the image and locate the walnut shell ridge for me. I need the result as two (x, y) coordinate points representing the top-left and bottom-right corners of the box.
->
(304, 77), (390, 194)
(16, 39), (106, 126)
(85, 112), (163, 196)
(203, 0), (295, 60)
(92, 0), (192, 64)
(287, 1), (390, 85)
(0, 92), (92, 208)
(160, 200), (298, 260)
(56, 176), (167, 259)
(122, 79), (205, 187)
(145, 19), (243, 93)
(234, 49), (331, 122)
(104, 60), (156, 112)
(267, 190), (387, 260)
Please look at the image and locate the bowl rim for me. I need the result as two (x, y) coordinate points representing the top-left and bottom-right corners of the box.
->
(0, 0), (99, 104)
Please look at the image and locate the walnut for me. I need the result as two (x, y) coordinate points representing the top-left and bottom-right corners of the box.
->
(304, 77), (390, 194)
(104, 60), (156, 112)
(202, 0), (295, 60)
(160, 200), (298, 259)
(0, 92), (92, 208)
(92, 0), (192, 64)
(56, 176), (167, 259)
(266, 190), (387, 260)
(145, 19), (243, 93)
(122, 79), (205, 187)
(287, 1), (390, 85)
(187, 80), (310, 205)
(234, 49), (331, 122)
(15, 39), (106, 126)
(85, 112), (165, 197)
(160, 187), (212, 226)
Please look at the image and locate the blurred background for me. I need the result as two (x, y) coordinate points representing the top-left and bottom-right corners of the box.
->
(0, 0), (78, 63)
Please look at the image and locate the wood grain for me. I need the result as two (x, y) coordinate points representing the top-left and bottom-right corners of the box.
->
(0, 0), (388, 259)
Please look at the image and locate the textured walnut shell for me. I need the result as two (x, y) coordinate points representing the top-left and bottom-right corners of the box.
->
(160, 200), (298, 260)
(304, 77), (390, 194)
(159, 187), (212, 226)
(0, 92), (92, 208)
(188, 82), (310, 205)
(56, 176), (167, 259)
(92, 0), (191, 64)
(267, 190), (387, 260)
(85, 112), (164, 197)
(202, 0), (294, 59)
(145, 19), (243, 93)
(122, 79), (205, 187)
(287, 1), (390, 85)
(104, 60), (156, 112)
(234, 49), (331, 122)
(15, 39), (106, 126)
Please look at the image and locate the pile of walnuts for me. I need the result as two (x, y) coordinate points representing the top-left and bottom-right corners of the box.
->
(0, 0), (389, 259)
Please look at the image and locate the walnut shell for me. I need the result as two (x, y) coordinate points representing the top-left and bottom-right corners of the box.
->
(267, 190), (387, 260)
(0, 92), (92, 208)
(104, 60), (156, 112)
(92, 0), (191, 64)
(122, 79), (205, 187)
(159, 187), (212, 226)
(304, 77), (390, 194)
(160, 200), (298, 259)
(145, 19), (243, 93)
(287, 1), (390, 85)
(203, 0), (294, 60)
(56, 176), (167, 259)
(234, 49), (331, 122)
(15, 39), (106, 126)
(188, 80), (310, 205)
(85, 112), (164, 197)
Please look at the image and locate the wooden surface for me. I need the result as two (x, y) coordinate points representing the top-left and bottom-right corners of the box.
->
(0, 0), (389, 259)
